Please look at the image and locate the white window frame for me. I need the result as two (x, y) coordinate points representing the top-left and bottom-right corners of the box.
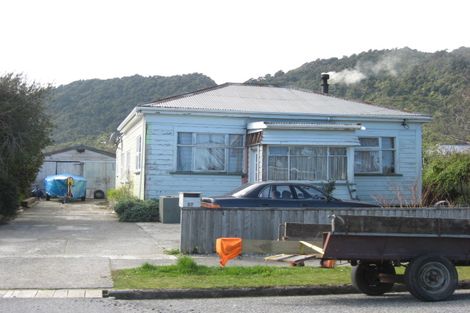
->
(135, 135), (142, 171)
(176, 132), (244, 173)
(354, 137), (396, 174)
(266, 145), (348, 181)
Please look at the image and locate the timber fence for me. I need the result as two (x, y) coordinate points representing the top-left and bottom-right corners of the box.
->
(180, 206), (470, 254)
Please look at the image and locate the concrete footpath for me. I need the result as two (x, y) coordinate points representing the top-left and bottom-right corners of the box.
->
(0, 200), (181, 289)
(0, 289), (103, 298)
(0, 200), (309, 297)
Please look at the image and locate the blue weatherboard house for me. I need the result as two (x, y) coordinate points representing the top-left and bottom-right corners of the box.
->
(115, 83), (430, 205)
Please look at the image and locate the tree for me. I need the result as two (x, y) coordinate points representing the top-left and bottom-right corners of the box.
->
(0, 74), (52, 217)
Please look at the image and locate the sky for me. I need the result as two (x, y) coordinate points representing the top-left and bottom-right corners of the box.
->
(1, 0), (469, 86)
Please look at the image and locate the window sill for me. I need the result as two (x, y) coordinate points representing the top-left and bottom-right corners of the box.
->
(170, 171), (244, 176)
(355, 173), (403, 177)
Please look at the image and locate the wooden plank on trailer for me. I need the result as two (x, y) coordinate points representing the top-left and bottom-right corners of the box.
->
(264, 254), (297, 261)
(299, 241), (324, 254)
(264, 254), (322, 264)
(242, 239), (322, 255)
(282, 254), (321, 263)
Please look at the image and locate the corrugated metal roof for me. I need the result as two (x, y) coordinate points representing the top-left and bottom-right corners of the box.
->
(142, 83), (429, 120)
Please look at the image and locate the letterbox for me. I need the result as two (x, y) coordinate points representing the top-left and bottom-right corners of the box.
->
(178, 192), (201, 208)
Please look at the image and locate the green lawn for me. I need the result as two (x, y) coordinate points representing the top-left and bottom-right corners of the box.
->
(112, 256), (470, 290)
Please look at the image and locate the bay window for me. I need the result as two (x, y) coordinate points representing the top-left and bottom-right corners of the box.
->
(177, 132), (243, 173)
(267, 146), (347, 181)
(354, 137), (395, 174)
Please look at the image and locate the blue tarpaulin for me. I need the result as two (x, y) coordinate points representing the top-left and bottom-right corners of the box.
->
(44, 174), (87, 200)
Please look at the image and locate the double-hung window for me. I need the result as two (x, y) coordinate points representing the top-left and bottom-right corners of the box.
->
(177, 132), (243, 173)
(354, 137), (396, 174)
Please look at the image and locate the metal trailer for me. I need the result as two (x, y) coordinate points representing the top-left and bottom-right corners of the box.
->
(321, 215), (470, 301)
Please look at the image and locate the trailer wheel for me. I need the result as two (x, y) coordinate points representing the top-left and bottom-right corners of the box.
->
(404, 255), (457, 301)
(352, 262), (395, 296)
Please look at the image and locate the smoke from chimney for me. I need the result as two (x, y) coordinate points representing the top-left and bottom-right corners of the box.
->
(326, 49), (414, 85)
(327, 68), (366, 85)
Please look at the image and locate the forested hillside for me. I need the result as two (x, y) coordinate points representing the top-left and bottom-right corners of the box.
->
(45, 48), (470, 151)
(46, 73), (216, 151)
(247, 47), (470, 146)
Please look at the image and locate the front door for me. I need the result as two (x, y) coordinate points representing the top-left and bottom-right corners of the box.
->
(248, 147), (258, 182)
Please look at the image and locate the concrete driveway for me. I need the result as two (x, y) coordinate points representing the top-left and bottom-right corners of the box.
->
(0, 200), (180, 289)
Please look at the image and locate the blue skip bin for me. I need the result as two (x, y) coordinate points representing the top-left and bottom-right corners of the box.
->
(44, 174), (87, 202)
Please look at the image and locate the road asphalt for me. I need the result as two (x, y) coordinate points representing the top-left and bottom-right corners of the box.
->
(3, 291), (470, 313)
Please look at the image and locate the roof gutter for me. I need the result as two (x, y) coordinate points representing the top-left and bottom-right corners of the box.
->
(135, 106), (432, 123)
(247, 121), (364, 132)
(117, 107), (146, 131)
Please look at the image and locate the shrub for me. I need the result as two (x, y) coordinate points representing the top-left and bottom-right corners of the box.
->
(423, 153), (470, 206)
(114, 198), (159, 222)
(107, 185), (136, 202)
(321, 180), (336, 201)
(114, 198), (140, 215)
(0, 175), (19, 220)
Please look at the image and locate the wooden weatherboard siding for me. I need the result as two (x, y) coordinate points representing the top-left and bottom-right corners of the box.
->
(354, 122), (422, 205)
(180, 207), (470, 254)
(142, 117), (424, 203)
(116, 115), (145, 198)
(144, 114), (246, 199)
(116, 109), (424, 205)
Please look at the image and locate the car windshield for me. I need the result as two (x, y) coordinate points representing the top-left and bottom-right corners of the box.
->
(229, 183), (260, 198)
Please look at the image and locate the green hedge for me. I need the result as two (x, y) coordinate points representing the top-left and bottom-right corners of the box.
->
(0, 175), (19, 220)
(113, 198), (159, 222)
